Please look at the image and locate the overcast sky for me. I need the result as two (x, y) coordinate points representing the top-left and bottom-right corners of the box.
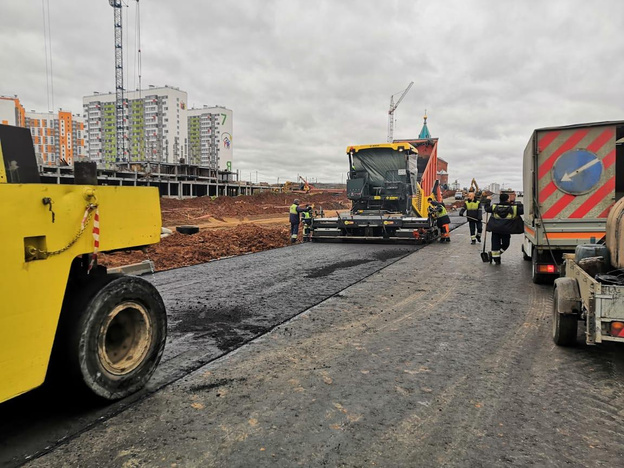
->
(2, 0), (623, 189)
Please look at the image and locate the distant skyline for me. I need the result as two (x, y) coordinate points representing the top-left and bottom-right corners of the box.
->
(2, 0), (622, 190)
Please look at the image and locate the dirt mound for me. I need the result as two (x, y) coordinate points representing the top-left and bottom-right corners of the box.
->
(161, 191), (348, 226)
(100, 190), (349, 271)
(100, 224), (292, 272)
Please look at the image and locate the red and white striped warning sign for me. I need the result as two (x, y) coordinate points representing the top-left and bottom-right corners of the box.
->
(537, 126), (615, 219)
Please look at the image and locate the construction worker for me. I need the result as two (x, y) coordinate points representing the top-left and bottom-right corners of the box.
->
(301, 205), (313, 242)
(484, 192), (524, 264)
(459, 190), (483, 244)
(289, 199), (307, 243)
(428, 197), (451, 242)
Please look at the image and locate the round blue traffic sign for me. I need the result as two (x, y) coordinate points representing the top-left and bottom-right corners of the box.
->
(552, 149), (602, 195)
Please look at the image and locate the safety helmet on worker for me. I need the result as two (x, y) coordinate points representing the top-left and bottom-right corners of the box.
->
(293, 199), (300, 205)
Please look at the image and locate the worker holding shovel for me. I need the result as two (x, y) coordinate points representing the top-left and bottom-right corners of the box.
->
(459, 190), (483, 244)
(483, 193), (524, 264)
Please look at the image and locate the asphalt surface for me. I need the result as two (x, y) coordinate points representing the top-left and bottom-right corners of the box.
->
(21, 218), (624, 468)
(2, 218), (462, 467)
(7, 213), (624, 467)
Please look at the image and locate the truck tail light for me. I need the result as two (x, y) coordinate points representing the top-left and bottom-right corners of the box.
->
(537, 264), (557, 274)
(610, 322), (624, 338)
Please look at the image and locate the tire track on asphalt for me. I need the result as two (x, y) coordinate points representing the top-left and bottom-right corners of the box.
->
(365, 279), (548, 466)
(517, 304), (624, 466)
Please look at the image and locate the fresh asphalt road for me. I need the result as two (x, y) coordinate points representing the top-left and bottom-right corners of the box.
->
(23, 218), (624, 468)
(2, 219), (468, 468)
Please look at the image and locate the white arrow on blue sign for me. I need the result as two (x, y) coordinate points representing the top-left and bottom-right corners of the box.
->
(552, 149), (603, 195)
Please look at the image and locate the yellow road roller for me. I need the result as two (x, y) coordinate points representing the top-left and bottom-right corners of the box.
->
(0, 124), (167, 403)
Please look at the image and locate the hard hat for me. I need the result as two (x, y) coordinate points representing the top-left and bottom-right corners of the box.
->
(294, 199), (300, 204)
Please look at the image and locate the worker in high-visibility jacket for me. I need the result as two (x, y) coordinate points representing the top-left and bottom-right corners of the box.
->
(484, 193), (524, 264)
(289, 199), (307, 243)
(301, 205), (313, 242)
(459, 190), (483, 244)
(427, 197), (451, 242)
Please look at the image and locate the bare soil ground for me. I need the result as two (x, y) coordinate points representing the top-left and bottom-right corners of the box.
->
(100, 191), (349, 271)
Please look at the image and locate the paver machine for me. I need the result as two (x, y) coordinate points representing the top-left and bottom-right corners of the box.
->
(0, 124), (167, 404)
(311, 139), (441, 242)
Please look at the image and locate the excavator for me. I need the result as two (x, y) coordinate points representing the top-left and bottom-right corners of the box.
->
(465, 178), (490, 203)
(0, 124), (167, 404)
(282, 176), (342, 194)
(282, 176), (312, 193)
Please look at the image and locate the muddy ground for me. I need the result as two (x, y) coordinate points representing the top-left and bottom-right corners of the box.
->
(100, 191), (350, 271)
(9, 219), (624, 467)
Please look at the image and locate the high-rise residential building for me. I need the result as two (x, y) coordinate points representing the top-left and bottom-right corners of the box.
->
(83, 85), (188, 164)
(24, 110), (85, 165)
(488, 183), (501, 194)
(2, 95), (85, 165)
(0, 96), (26, 127)
(187, 106), (233, 171)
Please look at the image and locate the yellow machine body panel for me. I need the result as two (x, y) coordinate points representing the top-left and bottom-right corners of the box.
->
(346, 142), (415, 154)
(411, 184), (430, 218)
(0, 183), (161, 403)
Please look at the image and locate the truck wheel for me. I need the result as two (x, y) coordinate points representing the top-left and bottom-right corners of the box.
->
(68, 275), (167, 400)
(552, 287), (577, 346)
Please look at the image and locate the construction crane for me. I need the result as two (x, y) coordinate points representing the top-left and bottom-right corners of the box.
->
(109, 0), (126, 162)
(387, 81), (414, 142)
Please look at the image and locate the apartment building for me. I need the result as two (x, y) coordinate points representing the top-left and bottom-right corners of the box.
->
(0, 96), (25, 127)
(187, 105), (233, 171)
(24, 111), (85, 165)
(2, 96), (85, 165)
(83, 85), (188, 164)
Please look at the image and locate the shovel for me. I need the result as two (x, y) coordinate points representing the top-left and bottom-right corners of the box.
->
(480, 213), (490, 262)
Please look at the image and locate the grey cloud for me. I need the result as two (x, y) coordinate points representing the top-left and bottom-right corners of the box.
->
(1, 0), (623, 190)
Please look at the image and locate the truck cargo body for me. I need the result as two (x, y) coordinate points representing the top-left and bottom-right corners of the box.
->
(522, 121), (624, 282)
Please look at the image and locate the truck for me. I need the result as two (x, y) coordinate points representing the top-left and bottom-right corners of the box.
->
(0, 124), (167, 404)
(522, 120), (624, 283)
(552, 196), (624, 346)
(311, 137), (441, 242)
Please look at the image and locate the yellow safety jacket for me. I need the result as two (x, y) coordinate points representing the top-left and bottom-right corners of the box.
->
(491, 204), (518, 219)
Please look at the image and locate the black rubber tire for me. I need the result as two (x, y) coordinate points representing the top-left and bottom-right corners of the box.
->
(176, 225), (200, 235)
(552, 287), (577, 346)
(66, 275), (167, 400)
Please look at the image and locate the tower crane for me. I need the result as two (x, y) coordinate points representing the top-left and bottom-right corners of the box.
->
(387, 81), (413, 142)
(109, 0), (126, 162)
